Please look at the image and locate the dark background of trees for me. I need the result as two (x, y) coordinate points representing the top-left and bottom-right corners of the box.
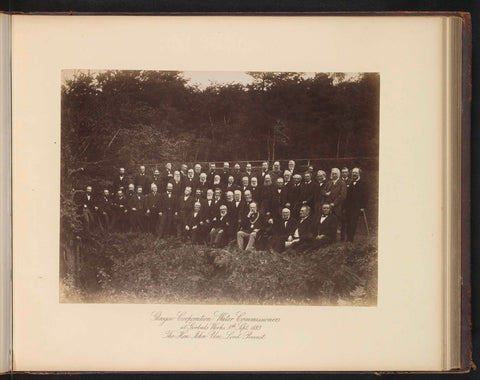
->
(61, 70), (379, 185)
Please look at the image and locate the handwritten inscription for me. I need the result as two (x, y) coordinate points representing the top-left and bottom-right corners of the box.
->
(151, 311), (280, 340)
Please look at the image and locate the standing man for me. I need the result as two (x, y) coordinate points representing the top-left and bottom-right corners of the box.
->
(324, 168), (347, 219)
(220, 162), (231, 184)
(193, 163), (202, 180)
(112, 189), (128, 232)
(151, 169), (163, 190)
(270, 177), (289, 219)
(207, 162), (217, 186)
(176, 186), (195, 237)
(75, 185), (96, 233)
(258, 161), (269, 182)
(134, 165), (151, 195)
(314, 170), (329, 217)
(96, 189), (113, 232)
(145, 183), (161, 234)
(287, 160), (297, 176)
(225, 175), (239, 193)
(288, 174), (303, 216)
(180, 164), (188, 180)
(299, 171), (316, 211)
(269, 161), (282, 182)
(128, 186), (145, 232)
(158, 182), (178, 238)
(196, 173), (209, 197)
(244, 163), (254, 181)
(163, 163), (174, 185)
(343, 168), (369, 242)
(232, 163), (243, 185)
(113, 167), (128, 192)
(185, 168), (197, 191)
(341, 167), (351, 185)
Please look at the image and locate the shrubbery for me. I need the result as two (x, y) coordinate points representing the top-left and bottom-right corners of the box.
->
(61, 233), (377, 306)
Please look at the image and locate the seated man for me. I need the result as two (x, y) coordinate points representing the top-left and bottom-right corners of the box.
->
(184, 201), (206, 244)
(268, 208), (297, 253)
(314, 203), (338, 246)
(209, 205), (233, 248)
(285, 205), (316, 253)
(237, 202), (265, 251)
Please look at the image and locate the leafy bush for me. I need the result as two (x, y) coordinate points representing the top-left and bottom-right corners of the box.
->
(61, 233), (377, 306)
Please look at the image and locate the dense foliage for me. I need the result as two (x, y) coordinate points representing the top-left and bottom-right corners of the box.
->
(61, 234), (377, 305)
(61, 70), (379, 174)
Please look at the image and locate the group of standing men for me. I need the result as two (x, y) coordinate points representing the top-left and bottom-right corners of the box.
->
(74, 160), (369, 253)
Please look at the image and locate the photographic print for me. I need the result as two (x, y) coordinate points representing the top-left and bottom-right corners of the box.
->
(60, 70), (379, 305)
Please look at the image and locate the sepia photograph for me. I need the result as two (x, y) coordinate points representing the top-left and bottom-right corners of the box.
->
(60, 69), (379, 306)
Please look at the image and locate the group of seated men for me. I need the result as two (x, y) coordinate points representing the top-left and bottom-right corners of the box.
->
(74, 160), (369, 252)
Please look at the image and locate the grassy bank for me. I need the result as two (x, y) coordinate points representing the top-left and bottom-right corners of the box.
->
(61, 232), (377, 306)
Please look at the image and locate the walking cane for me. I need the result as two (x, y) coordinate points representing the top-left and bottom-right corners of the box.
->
(361, 209), (370, 236)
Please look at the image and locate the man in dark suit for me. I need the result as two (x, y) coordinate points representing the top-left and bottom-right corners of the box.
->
(145, 183), (161, 234)
(151, 169), (163, 191)
(231, 190), (245, 231)
(341, 167), (351, 186)
(270, 177), (289, 219)
(209, 204), (233, 248)
(287, 160), (298, 176)
(258, 174), (273, 211)
(232, 163), (243, 185)
(225, 175), (239, 194)
(196, 173), (209, 197)
(158, 182), (178, 238)
(184, 168), (198, 191)
(202, 189), (216, 229)
(239, 176), (250, 195)
(184, 201), (206, 244)
(249, 176), (260, 203)
(314, 170), (328, 216)
(74, 185), (96, 233)
(180, 164), (188, 180)
(171, 170), (184, 197)
(113, 167), (129, 192)
(125, 183), (136, 199)
(285, 205), (316, 253)
(112, 189), (128, 232)
(324, 168), (347, 219)
(176, 186), (195, 237)
(134, 165), (151, 195)
(258, 161), (269, 182)
(128, 186), (145, 232)
(299, 171), (316, 211)
(193, 163), (202, 180)
(210, 188), (224, 219)
(163, 162), (174, 185)
(268, 208), (297, 253)
(314, 203), (338, 246)
(220, 162), (231, 184)
(96, 189), (113, 232)
(212, 175), (225, 194)
(268, 161), (282, 183)
(288, 174), (303, 216)
(343, 168), (369, 242)
(237, 202), (265, 251)
(244, 163), (254, 181)
(207, 162), (217, 186)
